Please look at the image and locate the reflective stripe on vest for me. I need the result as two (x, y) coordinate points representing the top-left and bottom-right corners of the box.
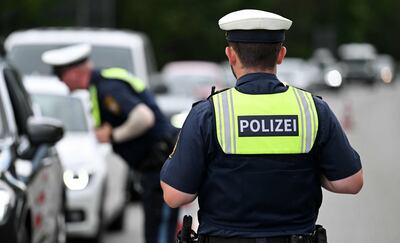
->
(89, 68), (146, 127)
(212, 86), (318, 154)
(90, 85), (101, 128)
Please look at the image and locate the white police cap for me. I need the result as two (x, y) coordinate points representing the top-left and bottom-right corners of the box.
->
(218, 9), (292, 43)
(42, 44), (91, 67)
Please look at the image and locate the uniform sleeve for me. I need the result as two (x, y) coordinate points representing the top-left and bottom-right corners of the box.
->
(160, 102), (210, 194)
(314, 98), (362, 181)
(102, 80), (142, 116)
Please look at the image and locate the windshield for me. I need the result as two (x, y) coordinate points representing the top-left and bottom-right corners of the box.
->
(32, 94), (88, 132)
(7, 44), (134, 76)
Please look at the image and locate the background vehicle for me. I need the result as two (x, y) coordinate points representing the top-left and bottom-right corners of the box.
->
(338, 43), (378, 84)
(4, 28), (158, 87)
(374, 54), (396, 84)
(309, 48), (344, 89)
(25, 80), (129, 242)
(0, 63), (66, 243)
(277, 57), (321, 90)
(4, 27), (151, 205)
(157, 61), (225, 128)
(161, 61), (225, 99)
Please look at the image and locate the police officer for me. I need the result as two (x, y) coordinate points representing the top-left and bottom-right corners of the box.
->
(42, 44), (178, 243)
(160, 9), (363, 243)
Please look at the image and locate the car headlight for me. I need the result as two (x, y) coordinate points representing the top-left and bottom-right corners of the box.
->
(324, 69), (342, 87)
(380, 67), (393, 84)
(0, 180), (15, 222)
(63, 169), (91, 191)
(170, 112), (189, 129)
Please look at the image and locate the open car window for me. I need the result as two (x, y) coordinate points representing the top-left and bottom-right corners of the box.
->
(0, 100), (6, 139)
(3, 65), (33, 135)
(32, 94), (88, 133)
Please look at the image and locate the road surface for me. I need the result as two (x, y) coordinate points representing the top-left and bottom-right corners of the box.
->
(102, 81), (400, 243)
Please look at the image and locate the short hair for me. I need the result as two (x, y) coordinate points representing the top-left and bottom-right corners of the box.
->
(228, 42), (282, 69)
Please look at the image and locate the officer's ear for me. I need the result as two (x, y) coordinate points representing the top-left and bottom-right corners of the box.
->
(225, 46), (237, 66)
(276, 46), (287, 65)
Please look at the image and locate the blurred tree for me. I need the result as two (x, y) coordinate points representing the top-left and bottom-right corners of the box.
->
(1, 0), (400, 66)
(0, 0), (69, 34)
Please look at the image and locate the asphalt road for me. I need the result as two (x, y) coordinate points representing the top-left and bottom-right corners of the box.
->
(317, 81), (400, 243)
(104, 203), (144, 243)
(102, 81), (400, 243)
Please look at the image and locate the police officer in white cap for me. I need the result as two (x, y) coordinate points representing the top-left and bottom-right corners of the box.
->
(42, 44), (179, 243)
(160, 9), (363, 243)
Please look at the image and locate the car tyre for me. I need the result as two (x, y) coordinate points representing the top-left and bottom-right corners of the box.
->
(19, 222), (30, 243)
(86, 183), (106, 243)
(55, 212), (66, 243)
(107, 203), (126, 231)
(55, 188), (67, 243)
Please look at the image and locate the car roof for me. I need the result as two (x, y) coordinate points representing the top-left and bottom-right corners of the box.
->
(4, 28), (146, 51)
(338, 43), (377, 60)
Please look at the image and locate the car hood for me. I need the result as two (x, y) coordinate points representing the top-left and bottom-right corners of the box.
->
(55, 133), (105, 171)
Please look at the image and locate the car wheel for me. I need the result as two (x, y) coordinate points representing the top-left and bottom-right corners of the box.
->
(107, 203), (126, 231)
(86, 184), (106, 243)
(55, 211), (66, 243)
(18, 223), (30, 243)
(55, 188), (67, 243)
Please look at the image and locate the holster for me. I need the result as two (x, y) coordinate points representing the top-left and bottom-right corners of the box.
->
(314, 225), (327, 243)
(176, 215), (198, 243)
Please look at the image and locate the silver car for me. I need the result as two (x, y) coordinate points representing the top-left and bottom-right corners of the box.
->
(0, 63), (66, 243)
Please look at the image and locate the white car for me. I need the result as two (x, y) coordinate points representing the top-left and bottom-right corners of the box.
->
(158, 61), (226, 128)
(4, 27), (156, 203)
(338, 43), (378, 84)
(277, 57), (321, 90)
(25, 79), (129, 242)
(161, 61), (226, 99)
(4, 28), (158, 86)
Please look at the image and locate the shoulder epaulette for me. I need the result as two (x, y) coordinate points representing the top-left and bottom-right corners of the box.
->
(315, 95), (323, 100)
(192, 100), (203, 108)
(207, 86), (230, 100)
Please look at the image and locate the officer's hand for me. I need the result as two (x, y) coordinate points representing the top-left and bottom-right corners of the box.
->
(96, 123), (113, 143)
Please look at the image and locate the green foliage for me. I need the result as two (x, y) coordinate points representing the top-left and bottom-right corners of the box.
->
(1, 0), (400, 66)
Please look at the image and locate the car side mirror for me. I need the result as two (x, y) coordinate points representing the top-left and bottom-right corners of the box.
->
(27, 116), (64, 145)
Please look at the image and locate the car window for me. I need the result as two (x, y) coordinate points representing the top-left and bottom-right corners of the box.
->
(7, 44), (135, 76)
(31, 94), (88, 132)
(3, 66), (33, 135)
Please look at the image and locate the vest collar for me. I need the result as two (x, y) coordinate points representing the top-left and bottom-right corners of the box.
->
(89, 69), (102, 86)
(235, 72), (287, 94)
(236, 72), (281, 87)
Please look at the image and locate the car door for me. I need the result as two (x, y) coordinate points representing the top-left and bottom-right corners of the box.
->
(3, 65), (64, 243)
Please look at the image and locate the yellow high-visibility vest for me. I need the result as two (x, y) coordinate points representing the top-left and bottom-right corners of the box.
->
(211, 86), (318, 154)
(90, 68), (146, 127)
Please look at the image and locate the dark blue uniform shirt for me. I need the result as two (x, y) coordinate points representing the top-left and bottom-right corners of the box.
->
(90, 70), (175, 168)
(161, 73), (362, 237)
